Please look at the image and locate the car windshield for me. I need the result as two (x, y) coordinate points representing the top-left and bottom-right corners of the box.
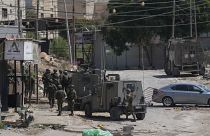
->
(198, 84), (210, 92)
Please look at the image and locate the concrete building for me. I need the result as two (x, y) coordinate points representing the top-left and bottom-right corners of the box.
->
(0, 0), (25, 24)
(93, 2), (108, 23)
(57, 0), (94, 20)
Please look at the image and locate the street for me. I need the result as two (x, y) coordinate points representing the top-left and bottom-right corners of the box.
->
(1, 70), (210, 136)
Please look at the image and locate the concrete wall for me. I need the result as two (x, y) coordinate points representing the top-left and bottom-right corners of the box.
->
(94, 33), (166, 70)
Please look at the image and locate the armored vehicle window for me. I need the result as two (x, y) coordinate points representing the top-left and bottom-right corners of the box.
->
(126, 84), (135, 92)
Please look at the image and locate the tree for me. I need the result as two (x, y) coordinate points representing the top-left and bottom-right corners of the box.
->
(103, 0), (210, 66)
(50, 37), (68, 58)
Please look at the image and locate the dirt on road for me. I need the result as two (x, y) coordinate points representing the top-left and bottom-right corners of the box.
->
(1, 70), (210, 136)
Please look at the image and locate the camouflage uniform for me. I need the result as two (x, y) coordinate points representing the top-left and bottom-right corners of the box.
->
(51, 69), (60, 87)
(48, 80), (57, 108)
(55, 85), (66, 116)
(125, 89), (136, 121)
(42, 69), (51, 97)
(66, 85), (77, 116)
(59, 70), (64, 87)
(8, 69), (15, 94)
(28, 75), (35, 105)
(62, 71), (72, 94)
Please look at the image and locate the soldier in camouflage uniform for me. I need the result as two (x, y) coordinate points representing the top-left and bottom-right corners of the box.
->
(125, 88), (136, 122)
(66, 84), (77, 116)
(62, 71), (72, 94)
(55, 85), (66, 116)
(8, 69), (15, 94)
(42, 69), (51, 97)
(48, 79), (57, 108)
(51, 69), (60, 88)
(59, 70), (63, 87)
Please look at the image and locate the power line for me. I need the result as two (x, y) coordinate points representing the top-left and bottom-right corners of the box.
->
(103, 2), (209, 26)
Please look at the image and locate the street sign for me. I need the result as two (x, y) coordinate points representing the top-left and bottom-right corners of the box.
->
(4, 39), (34, 60)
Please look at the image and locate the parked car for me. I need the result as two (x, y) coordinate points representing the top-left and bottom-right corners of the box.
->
(152, 83), (210, 106)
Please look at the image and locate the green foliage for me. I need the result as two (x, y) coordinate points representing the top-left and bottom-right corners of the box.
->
(50, 37), (68, 58)
(0, 122), (4, 129)
(26, 32), (36, 39)
(26, 9), (36, 19)
(103, 0), (210, 55)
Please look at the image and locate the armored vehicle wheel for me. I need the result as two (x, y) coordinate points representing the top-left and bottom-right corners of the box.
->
(199, 67), (205, 76)
(207, 99), (210, 106)
(136, 113), (145, 120)
(172, 68), (180, 77)
(85, 104), (92, 117)
(191, 71), (198, 75)
(164, 62), (172, 75)
(110, 107), (121, 121)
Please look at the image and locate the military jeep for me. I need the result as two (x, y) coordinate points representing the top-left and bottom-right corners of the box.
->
(80, 78), (147, 121)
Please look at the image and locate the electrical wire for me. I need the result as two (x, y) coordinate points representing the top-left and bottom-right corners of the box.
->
(103, 2), (209, 26)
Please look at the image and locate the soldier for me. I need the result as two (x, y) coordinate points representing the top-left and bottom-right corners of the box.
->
(8, 69), (15, 94)
(48, 79), (57, 108)
(125, 88), (136, 122)
(55, 85), (66, 116)
(42, 69), (51, 97)
(51, 69), (60, 87)
(28, 74), (35, 105)
(62, 71), (72, 94)
(59, 70), (64, 87)
(66, 84), (77, 116)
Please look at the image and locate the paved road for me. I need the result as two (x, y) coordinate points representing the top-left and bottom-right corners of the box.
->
(1, 70), (210, 136)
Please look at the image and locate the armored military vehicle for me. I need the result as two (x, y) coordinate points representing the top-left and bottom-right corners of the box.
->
(164, 38), (205, 76)
(75, 73), (147, 121)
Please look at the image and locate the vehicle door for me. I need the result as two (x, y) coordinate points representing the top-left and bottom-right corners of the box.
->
(187, 85), (208, 104)
(170, 85), (191, 104)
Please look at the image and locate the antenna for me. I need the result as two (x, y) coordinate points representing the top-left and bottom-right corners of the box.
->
(190, 0), (193, 37)
(172, 0), (175, 38)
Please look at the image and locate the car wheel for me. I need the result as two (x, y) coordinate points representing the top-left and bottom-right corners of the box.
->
(110, 107), (121, 121)
(85, 104), (92, 117)
(162, 97), (174, 107)
(136, 113), (145, 120)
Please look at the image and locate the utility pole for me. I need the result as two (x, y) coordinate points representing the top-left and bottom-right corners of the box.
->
(36, 0), (39, 39)
(194, 0), (197, 40)
(172, 0), (175, 38)
(72, 0), (76, 63)
(17, 0), (22, 37)
(190, 0), (193, 37)
(63, 0), (72, 63)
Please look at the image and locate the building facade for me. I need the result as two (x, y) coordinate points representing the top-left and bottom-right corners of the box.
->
(0, 0), (25, 23)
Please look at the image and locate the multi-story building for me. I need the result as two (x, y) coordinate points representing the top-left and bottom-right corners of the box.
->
(0, 0), (25, 24)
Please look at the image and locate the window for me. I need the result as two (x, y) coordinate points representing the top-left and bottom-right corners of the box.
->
(50, 14), (53, 18)
(2, 8), (7, 18)
(171, 85), (188, 91)
(41, 13), (44, 18)
(10, 9), (12, 14)
(50, 8), (53, 12)
(188, 85), (202, 92)
(41, 7), (44, 10)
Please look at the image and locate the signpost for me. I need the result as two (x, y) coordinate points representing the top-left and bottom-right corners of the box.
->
(4, 40), (34, 61)
(4, 39), (38, 110)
